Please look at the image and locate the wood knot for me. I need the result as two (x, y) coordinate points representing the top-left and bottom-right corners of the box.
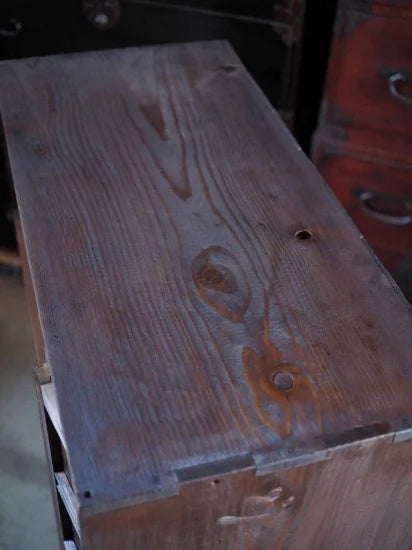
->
(191, 246), (251, 321)
(195, 263), (238, 294)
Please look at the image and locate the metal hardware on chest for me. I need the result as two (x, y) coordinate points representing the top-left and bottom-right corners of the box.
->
(387, 72), (412, 108)
(82, 0), (121, 29)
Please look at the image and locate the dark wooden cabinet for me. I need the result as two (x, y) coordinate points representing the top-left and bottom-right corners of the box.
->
(318, 141), (412, 260)
(313, 0), (412, 301)
(315, 137), (412, 270)
(2, 42), (412, 549)
(323, 11), (412, 136)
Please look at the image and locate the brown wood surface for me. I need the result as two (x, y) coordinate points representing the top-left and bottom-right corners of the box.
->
(56, 472), (81, 538)
(325, 11), (412, 137)
(1, 42), (412, 512)
(345, 0), (412, 19)
(81, 437), (412, 550)
(312, 0), (412, 304)
(314, 137), (412, 256)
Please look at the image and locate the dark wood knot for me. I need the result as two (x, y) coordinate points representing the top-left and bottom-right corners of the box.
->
(195, 263), (238, 294)
(191, 246), (251, 321)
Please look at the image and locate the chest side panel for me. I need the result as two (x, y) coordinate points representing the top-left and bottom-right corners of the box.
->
(82, 437), (412, 549)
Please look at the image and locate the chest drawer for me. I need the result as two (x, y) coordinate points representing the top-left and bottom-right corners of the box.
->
(316, 149), (412, 255)
(325, 11), (412, 137)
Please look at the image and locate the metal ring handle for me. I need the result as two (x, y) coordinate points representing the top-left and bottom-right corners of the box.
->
(388, 72), (412, 108)
(357, 190), (412, 226)
(0, 17), (22, 37)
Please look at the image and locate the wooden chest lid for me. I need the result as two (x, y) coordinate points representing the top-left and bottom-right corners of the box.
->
(1, 42), (411, 509)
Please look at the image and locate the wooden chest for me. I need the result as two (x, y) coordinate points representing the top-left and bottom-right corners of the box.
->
(1, 42), (412, 549)
(313, 0), (412, 301)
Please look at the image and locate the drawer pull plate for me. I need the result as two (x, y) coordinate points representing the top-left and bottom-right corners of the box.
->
(356, 189), (412, 226)
(388, 72), (412, 108)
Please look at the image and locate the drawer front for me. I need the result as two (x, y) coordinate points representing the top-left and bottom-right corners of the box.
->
(316, 148), (412, 300)
(316, 152), (412, 256)
(326, 11), (412, 137)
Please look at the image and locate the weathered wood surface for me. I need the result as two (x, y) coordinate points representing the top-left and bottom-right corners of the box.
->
(1, 42), (412, 509)
(82, 437), (412, 550)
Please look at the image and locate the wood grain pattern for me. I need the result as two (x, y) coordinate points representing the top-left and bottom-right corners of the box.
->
(81, 437), (412, 549)
(1, 42), (412, 512)
(56, 472), (81, 538)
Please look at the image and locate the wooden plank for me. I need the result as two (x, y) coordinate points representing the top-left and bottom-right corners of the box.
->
(42, 381), (67, 450)
(81, 437), (412, 549)
(1, 42), (412, 509)
(56, 472), (81, 538)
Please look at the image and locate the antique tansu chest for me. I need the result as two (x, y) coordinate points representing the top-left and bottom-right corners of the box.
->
(0, 42), (411, 550)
